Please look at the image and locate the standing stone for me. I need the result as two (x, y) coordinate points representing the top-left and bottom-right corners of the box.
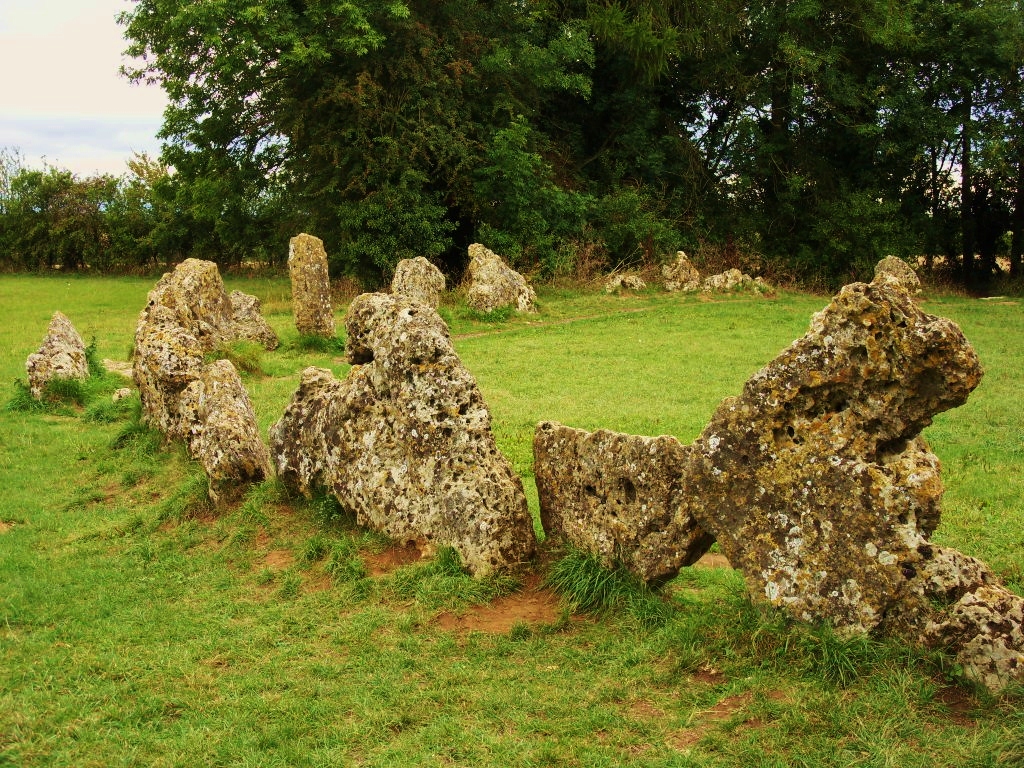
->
(604, 274), (647, 294)
(684, 272), (983, 634)
(288, 233), (335, 337)
(874, 256), (921, 294)
(132, 259), (273, 501)
(534, 421), (713, 583)
(26, 311), (90, 398)
(229, 290), (279, 350)
(701, 268), (770, 293)
(662, 251), (701, 292)
(392, 257), (446, 309)
(464, 243), (537, 313)
(189, 359), (272, 503)
(270, 293), (536, 575)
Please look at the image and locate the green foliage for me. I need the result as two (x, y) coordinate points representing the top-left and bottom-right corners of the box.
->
(545, 547), (671, 628)
(293, 334), (345, 354)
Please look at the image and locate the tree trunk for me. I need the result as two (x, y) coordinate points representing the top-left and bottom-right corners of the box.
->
(960, 91), (976, 284)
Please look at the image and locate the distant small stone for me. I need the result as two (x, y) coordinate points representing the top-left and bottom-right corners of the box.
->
(26, 311), (89, 398)
(662, 251), (701, 292)
(534, 421), (713, 583)
(112, 388), (133, 403)
(288, 233), (335, 337)
(392, 257), (446, 309)
(229, 290), (279, 350)
(701, 268), (769, 293)
(464, 243), (537, 313)
(874, 256), (921, 294)
(604, 273), (647, 294)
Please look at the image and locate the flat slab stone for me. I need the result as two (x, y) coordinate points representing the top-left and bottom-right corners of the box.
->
(534, 421), (713, 583)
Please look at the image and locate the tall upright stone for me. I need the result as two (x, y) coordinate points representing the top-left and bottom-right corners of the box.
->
(392, 257), (446, 309)
(463, 243), (537, 313)
(288, 233), (335, 337)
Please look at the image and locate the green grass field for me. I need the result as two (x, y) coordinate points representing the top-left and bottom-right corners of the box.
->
(1, 274), (1022, 767)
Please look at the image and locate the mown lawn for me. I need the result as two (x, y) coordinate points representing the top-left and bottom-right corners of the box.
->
(1, 274), (1021, 767)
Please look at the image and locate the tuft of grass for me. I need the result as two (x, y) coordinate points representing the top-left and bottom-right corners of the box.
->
(384, 546), (519, 610)
(544, 547), (671, 627)
(325, 538), (369, 583)
(83, 391), (138, 424)
(5, 379), (46, 413)
(157, 471), (213, 522)
(206, 340), (265, 375)
(84, 336), (106, 378)
(294, 334), (345, 353)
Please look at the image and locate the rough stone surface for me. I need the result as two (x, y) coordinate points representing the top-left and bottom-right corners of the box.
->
(534, 421), (713, 583)
(604, 273), (647, 294)
(270, 293), (535, 575)
(189, 359), (272, 503)
(288, 233), (335, 337)
(702, 268), (770, 293)
(112, 387), (133, 403)
(392, 257), (446, 309)
(684, 273), (984, 636)
(874, 256), (921, 294)
(662, 251), (701, 292)
(26, 311), (89, 398)
(229, 290), (279, 350)
(132, 259), (272, 499)
(464, 243), (537, 313)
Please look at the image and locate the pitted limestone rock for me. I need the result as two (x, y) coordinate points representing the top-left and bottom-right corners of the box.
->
(288, 233), (335, 337)
(702, 268), (769, 293)
(26, 311), (89, 398)
(133, 259), (274, 500)
(189, 359), (271, 503)
(464, 243), (537, 313)
(392, 257), (446, 309)
(270, 293), (535, 575)
(229, 290), (279, 350)
(662, 251), (701, 292)
(534, 421), (713, 583)
(604, 273), (647, 294)
(873, 256), (921, 294)
(684, 272), (983, 635)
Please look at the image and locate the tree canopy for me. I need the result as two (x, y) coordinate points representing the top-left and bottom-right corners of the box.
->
(2, 0), (1022, 289)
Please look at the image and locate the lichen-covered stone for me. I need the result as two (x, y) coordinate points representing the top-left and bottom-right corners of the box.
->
(604, 274), (647, 294)
(684, 273), (983, 635)
(229, 290), (279, 350)
(288, 233), (335, 337)
(662, 251), (701, 292)
(874, 256), (921, 294)
(534, 421), (713, 583)
(270, 293), (535, 575)
(464, 243), (537, 313)
(392, 257), (446, 309)
(26, 311), (89, 398)
(133, 259), (273, 500)
(190, 359), (271, 503)
(702, 268), (769, 293)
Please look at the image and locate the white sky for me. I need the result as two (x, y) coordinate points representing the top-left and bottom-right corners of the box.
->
(0, 0), (168, 177)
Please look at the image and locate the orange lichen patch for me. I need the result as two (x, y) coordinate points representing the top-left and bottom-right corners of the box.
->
(366, 541), (425, 576)
(264, 549), (294, 570)
(692, 552), (731, 569)
(435, 576), (563, 635)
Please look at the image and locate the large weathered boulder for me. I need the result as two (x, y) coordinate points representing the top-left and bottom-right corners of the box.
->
(464, 243), (537, 313)
(392, 257), (446, 309)
(133, 259), (274, 500)
(534, 422), (713, 583)
(186, 359), (272, 503)
(288, 233), (335, 337)
(662, 251), (701, 293)
(684, 273), (983, 635)
(26, 311), (90, 398)
(270, 293), (536, 575)
(229, 290), (279, 350)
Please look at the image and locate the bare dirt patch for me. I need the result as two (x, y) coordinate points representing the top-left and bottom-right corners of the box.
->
(366, 541), (426, 576)
(692, 552), (731, 569)
(435, 575), (563, 635)
(666, 692), (757, 751)
(264, 549), (294, 570)
(102, 359), (134, 378)
(933, 685), (978, 727)
(0, 521), (13, 534)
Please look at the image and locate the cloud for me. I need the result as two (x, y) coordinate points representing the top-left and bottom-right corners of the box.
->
(0, 0), (167, 175)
